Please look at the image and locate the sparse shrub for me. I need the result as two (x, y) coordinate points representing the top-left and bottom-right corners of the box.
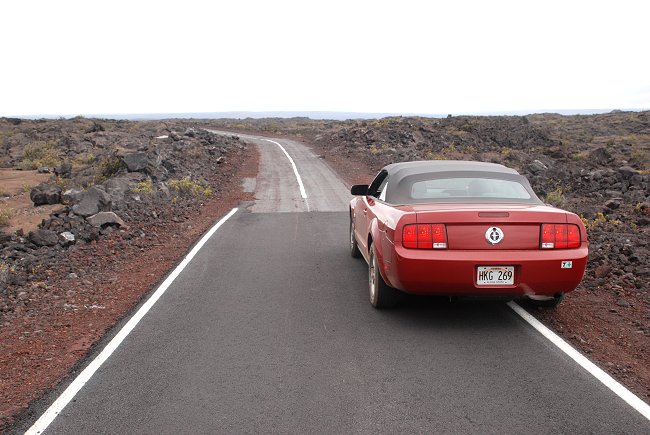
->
(54, 176), (70, 190)
(545, 186), (565, 206)
(500, 147), (513, 158)
(581, 212), (621, 231)
(73, 153), (97, 166)
(169, 177), (213, 197)
(20, 141), (61, 170)
(0, 262), (16, 285)
(0, 189), (10, 197)
(131, 180), (154, 194)
(424, 150), (445, 160)
(571, 151), (588, 161)
(94, 155), (122, 184)
(0, 208), (11, 226)
(187, 146), (207, 159)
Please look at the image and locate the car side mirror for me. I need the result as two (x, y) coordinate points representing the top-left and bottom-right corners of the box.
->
(350, 184), (369, 196)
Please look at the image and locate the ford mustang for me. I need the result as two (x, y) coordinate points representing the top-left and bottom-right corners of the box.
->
(349, 160), (588, 308)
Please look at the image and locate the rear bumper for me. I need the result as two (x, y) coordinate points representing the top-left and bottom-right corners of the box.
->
(385, 243), (588, 297)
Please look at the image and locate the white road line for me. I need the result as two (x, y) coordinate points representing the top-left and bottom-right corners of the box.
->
(507, 301), (650, 421)
(203, 131), (310, 211)
(260, 138), (310, 210)
(26, 208), (240, 435)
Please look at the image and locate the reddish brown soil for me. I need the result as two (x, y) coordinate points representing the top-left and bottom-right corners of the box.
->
(0, 146), (258, 432)
(0, 169), (55, 234)
(304, 137), (650, 403)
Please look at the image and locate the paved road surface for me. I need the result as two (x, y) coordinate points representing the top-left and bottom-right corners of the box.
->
(19, 134), (649, 434)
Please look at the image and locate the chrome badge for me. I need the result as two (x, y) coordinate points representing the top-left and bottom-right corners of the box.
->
(485, 227), (504, 245)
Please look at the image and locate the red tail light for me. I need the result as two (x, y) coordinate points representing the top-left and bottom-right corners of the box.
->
(403, 224), (447, 249)
(541, 224), (581, 249)
(403, 225), (417, 249)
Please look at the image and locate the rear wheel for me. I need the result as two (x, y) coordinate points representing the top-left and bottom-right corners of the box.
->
(529, 292), (564, 308)
(350, 218), (361, 258)
(369, 244), (400, 308)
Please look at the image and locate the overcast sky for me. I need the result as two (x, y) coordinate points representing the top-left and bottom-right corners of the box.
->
(1, 0), (649, 117)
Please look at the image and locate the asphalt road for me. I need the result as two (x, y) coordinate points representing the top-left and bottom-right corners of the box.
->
(21, 135), (650, 434)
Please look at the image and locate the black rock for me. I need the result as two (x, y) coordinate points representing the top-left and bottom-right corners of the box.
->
(122, 152), (150, 172)
(72, 186), (112, 217)
(589, 147), (614, 165)
(528, 160), (548, 174)
(29, 229), (59, 247)
(62, 188), (83, 205)
(55, 162), (73, 178)
(618, 166), (639, 179)
(30, 183), (62, 206)
(0, 232), (12, 244)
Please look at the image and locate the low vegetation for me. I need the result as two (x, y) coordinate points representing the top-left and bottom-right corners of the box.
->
(0, 208), (11, 227)
(20, 142), (61, 170)
(169, 177), (214, 197)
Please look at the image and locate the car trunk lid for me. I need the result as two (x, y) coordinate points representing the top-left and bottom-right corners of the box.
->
(409, 204), (568, 250)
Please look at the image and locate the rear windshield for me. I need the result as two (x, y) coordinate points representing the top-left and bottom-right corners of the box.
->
(410, 178), (531, 200)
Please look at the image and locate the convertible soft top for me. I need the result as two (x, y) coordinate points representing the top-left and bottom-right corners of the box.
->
(379, 160), (542, 205)
(383, 160), (520, 177)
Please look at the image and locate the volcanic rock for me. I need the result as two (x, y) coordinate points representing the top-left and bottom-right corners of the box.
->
(55, 163), (73, 178)
(86, 212), (125, 228)
(72, 186), (112, 217)
(59, 231), (76, 247)
(62, 188), (83, 205)
(589, 147), (614, 165)
(28, 229), (59, 247)
(529, 160), (548, 174)
(122, 152), (150, 172)
(30, 183), (62, 206)
(618, 166), (639, 179)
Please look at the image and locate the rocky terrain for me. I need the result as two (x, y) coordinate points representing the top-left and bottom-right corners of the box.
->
(0, 117), (256, 431)
(1, 112), (648, 431)
(209, 111), (650, 400)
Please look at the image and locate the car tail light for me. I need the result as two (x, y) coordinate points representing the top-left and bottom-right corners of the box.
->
(541, 224), (581, 249)
(403, 225), (417, 249)
(403, 224), (447, 249)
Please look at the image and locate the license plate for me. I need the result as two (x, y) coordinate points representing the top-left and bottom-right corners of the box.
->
(476, 266), (514, 286)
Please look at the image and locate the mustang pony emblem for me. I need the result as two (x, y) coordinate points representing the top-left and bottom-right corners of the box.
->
(485, 227), (504, 245)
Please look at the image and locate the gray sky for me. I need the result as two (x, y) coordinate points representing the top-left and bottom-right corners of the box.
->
(2, 0), (649, 117)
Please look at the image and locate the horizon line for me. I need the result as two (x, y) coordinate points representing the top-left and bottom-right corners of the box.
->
(3, 108), (648, 121)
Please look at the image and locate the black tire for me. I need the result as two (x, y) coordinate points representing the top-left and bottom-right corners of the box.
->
(368, 244), (400, 308)
(350, 218), (362, 258)
(530, 292), (564, 308)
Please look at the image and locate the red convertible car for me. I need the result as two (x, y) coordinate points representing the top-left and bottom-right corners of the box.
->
(349, 161), (588, 308)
